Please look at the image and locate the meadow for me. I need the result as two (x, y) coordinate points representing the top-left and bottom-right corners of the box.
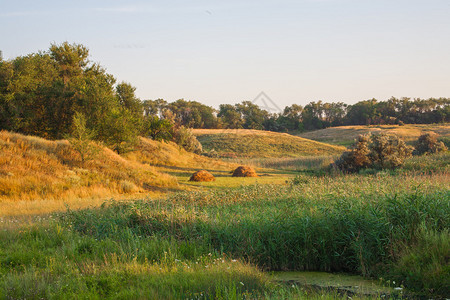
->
(1, 153), (449, 299)
(0, 128), (449, 299)
(193, 129), (345, 158)
(298, 124), (450, 146)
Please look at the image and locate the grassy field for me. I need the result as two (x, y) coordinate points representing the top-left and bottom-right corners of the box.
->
(193, 129), (345, 158)
(0, 130), (448, 299)
(298, 123), (450, 146)
(1, 156), (448, 298)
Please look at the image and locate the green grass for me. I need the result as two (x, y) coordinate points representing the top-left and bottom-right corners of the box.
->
(1, 165), (448, 299)
(223, 155), (338, 171)
(193, 129), (345, 158)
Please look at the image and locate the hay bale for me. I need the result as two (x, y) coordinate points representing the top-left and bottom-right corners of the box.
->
(232, 166), (258, 177)
(189, 170), (216, 182)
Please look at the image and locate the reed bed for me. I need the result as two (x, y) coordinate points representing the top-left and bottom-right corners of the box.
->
(1, 170), (447, 298)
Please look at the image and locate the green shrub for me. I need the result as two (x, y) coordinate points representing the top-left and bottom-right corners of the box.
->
(414, 133), (448, 155)
(335, 133), (413, 172)
(334, 135), (371, 173)
(173, 126), (202, 154)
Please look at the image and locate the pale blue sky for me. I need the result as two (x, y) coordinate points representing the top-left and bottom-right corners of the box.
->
(1, 0), (449, 108)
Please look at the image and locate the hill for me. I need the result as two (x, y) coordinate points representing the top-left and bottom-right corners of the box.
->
(193, 129), (345, 158)
(0, 131), (236, 216)
(298, 124), (450, 146)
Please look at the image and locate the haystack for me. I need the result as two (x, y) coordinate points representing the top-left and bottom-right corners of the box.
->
(232, 166), (258, 177)
(189, 170), (216, 182)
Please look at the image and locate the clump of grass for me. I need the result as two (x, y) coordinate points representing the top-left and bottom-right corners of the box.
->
(391, 227), (450, 297)
(119, 180), (139, 193)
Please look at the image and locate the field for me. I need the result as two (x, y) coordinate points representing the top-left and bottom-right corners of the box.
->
(0, 129), (449, 299)
(298, 124), (450, 146)
(193, 129), (345, 158)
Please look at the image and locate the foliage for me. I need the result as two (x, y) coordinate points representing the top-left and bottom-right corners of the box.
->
(334, 135), (371, 173)
(174, 126), (203, 154)
(100, 109), (140, 154)
(335, 133), (413, 172)
(142, 116), (173, 141)
(0, 42), (141, 151)
(368, 133), (413, 169)
(67, 112), (100, 162)
(414, 133), (448, 155)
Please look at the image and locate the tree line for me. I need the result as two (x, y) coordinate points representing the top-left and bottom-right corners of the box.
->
(144, 97), (449, 132)
(1, 42), (449, 153)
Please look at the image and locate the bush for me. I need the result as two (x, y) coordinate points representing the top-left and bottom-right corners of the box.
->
(334, 135), (371, 173)
(173, 126), (202, 154)
(335, 133), (413, 172)
(369, 133), (412, 169)
(414, 133), (448, 155)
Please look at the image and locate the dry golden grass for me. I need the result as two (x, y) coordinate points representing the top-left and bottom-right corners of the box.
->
(0, 132), (241, 216)
(299, 124), (450, 146)
(193, 129), (345, 158)
(0, 131), (177, 209)
(124, 137), (238, 172)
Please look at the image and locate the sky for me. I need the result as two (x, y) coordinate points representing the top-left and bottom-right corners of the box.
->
(1, 0), (450, 109)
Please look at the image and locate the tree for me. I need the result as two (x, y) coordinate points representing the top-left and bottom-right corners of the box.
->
(143, 116), (173, 141)
(116, 82), (143, 117)
(218, 104), (243, 129)
(414, 133), (448, 155)
(236, 101), (269, 129)
(68, 112), (99, 162)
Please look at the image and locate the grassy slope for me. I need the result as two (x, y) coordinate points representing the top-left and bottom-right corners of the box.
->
(298, 124), (450, 146)
(0, 132), (239, 216)
(193, 129), (345, 158)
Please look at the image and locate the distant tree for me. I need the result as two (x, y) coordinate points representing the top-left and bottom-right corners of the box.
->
(346, 99), (379, 125)
(236, 101), (269, 130)
(278, 104), (303, 131)
(101, 109), (140, 154)
(218, 104), (244, 129)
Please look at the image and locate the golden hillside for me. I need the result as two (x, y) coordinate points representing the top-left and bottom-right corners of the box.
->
(193, 129), (345, 158)
(0, 131), (236, 215)
(298, 124), (450, 146)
